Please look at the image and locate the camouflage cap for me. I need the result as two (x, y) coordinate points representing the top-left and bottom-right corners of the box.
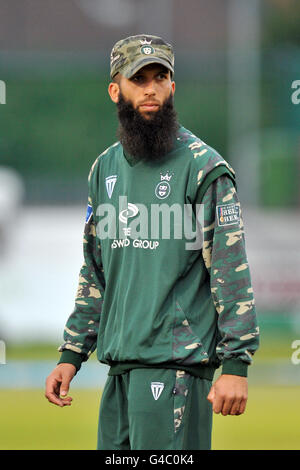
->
(110, 34), (174, 80)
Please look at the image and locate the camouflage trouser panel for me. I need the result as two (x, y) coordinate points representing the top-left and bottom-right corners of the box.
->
(174, 370), (194, 447)
(98, 368), (213, 450)
(173, 370), (213, 450)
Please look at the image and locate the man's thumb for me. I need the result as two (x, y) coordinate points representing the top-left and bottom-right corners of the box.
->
(60, 379), (70, 397)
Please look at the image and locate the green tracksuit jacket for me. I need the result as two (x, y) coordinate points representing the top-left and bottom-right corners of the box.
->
(58, 126), (259, 379)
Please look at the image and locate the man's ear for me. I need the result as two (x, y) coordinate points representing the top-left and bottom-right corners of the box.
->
(171, 80), (175, 96)
(108, 82), (120, 103)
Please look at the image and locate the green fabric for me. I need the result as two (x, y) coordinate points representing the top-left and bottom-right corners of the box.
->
(108, 361), (216, 381)
(57, 349), (85, 372)
(97, 368), (212, 450)
(57, 350), (249, 379)
(222, 358), (248, 377)
(58, 125), (259, 379)
(123, 150), (139, 167)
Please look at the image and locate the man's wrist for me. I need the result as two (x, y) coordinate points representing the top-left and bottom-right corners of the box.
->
(221, 358), (248, 377)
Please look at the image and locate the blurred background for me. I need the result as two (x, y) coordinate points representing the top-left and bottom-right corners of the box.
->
(0, 0), (300, 450)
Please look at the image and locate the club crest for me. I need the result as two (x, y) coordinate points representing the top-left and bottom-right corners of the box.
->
(141, 45), (155, 55)
(155, 171), (173, 199)
(140, 40), (155, 55)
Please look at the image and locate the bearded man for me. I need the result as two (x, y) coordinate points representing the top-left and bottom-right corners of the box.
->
(45, 35), (259, 451)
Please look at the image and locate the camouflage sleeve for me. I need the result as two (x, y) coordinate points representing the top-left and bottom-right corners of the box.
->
(57, 196), (105, 372)
(200, 174), (259, 377)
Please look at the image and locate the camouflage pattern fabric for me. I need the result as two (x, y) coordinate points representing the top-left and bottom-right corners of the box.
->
(110, 34), (174, 79)
(58, 197), (105, 360)
(173, 370), (192, 434)
(172, 301), (210, 365)
(179, 128), (236, 187)
(170, 173), (259, 367)
(201, 175), (259, 365)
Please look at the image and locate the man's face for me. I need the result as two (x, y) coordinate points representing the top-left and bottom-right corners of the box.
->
(109, 63), (175, 119)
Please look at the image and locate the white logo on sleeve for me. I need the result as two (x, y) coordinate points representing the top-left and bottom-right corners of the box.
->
(105, 175), (117, 199)
(151, 382), (165, 400)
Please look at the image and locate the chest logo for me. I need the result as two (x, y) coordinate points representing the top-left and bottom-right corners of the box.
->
(105, 175), (117, 199)
(119, 203), (139, 224)
(155, 171), (173, 199)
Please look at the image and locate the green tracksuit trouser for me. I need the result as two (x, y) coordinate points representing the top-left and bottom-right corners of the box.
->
(97, 368), (213, 450)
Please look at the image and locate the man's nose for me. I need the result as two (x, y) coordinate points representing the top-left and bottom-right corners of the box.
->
(144, 79), (156, 96)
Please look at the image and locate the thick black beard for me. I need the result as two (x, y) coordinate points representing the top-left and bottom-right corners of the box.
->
(116, 91), (179, 163)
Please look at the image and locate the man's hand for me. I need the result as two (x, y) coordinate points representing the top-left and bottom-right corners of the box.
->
(207, 374), (248, 416)
(45, 363), (76, 407)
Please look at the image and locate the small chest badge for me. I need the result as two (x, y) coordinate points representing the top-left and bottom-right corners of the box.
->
(155, 171), (173, 199)
(106, 175), (117, 199)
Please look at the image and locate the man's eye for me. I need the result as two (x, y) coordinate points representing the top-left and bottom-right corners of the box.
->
(157, 73), (167, 80)
(132, 76), (143, 82)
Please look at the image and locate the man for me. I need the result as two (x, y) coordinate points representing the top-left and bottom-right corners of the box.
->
(45, 34), (259, 450)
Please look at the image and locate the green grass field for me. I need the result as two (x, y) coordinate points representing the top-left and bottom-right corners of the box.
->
(2, 329), (299, 450)
(0, 385), (299, 450)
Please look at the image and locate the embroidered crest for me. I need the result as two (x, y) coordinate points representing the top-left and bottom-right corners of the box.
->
(155, 171), (173, 199)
